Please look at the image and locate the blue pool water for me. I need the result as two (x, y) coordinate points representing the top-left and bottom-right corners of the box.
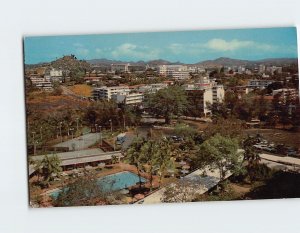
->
(98, 171), (147, 192)
(49, 171), (146, 199)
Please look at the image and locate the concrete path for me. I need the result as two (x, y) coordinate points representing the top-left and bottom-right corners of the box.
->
(260, 153), (300, 167)
(136, 166), (231, 204)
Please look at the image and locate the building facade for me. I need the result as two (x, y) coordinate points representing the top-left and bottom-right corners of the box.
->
(93, 86), (130, 100)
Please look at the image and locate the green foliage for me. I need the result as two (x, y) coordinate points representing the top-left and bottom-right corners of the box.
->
(195, 134), (243, 181)
(243, 136), (261, 182)
(126, 137), (174, 189)
(53, 174), (107, 207)
(161, 178), (201, 203)
(204, 117), (245, 139)
(174, 123), (198, 138)
(146, 86), (188, 124)
(35, 154), (62, 187)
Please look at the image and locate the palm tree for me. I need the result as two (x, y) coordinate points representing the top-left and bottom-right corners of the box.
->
(36, 154), (62, 187)
(140, 140), (159, 191)
(243, 136), (261, 182)
(126, 137), (145, 190)
(155, 139), (173, 188)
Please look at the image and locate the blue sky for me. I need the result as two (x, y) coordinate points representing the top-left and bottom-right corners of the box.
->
(24, 27), (298, 64)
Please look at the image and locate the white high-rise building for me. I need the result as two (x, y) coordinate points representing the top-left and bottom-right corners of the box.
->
(93, 86), (130, 100)
(158, 65), (190, 80)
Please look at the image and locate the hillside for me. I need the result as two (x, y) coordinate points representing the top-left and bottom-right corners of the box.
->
(51, 55), (91, 71)
(26, 55), (298, 69)
(196, 57), (298, 67)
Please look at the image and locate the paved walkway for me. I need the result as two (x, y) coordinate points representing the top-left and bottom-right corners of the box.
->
(260, 153), (300, 167)
(136, 166), (231, 204)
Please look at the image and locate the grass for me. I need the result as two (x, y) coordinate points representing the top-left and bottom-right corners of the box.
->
(69, 84), (92, 97)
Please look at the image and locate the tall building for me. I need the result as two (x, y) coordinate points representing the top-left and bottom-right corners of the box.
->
(93, 86), (130, 100)
(184, 83), (224, 117)
(158, 65), (190, 80)
(212, 85), (225, 104)
(111, 63), (130, 73)
(111, 92), (144, 105)
(248, 80), (274, 89)
(258, 64), (266, 74)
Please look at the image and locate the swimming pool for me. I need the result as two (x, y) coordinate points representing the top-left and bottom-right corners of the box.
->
(49, 171), (147, 198)
(98, 171), (147, 192)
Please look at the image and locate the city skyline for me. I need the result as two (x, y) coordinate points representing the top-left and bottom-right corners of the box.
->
(24, 27), (298, 64)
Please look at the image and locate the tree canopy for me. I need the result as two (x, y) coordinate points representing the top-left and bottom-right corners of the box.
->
(146, 86), (188, 124)
(195, 134), (243, 181)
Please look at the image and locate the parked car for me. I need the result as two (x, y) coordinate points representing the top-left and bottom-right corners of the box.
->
(169, 135), (184, 142)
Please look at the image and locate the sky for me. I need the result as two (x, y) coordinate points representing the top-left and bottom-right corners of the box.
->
(24, 27), (298, 64)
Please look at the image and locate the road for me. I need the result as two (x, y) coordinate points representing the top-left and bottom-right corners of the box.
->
(60, 85), (87, 100)
(260, 153), (300, 167)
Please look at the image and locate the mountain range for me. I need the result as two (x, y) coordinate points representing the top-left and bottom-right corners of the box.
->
(88, 57), (298, 67)
(26, 56), (298, 69)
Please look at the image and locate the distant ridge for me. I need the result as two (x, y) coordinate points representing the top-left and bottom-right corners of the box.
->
(25, 56), (298, 68)
(87, 57), (298, 67)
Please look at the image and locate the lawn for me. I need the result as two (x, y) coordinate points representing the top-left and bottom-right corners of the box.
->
(69, 84), (93, 97)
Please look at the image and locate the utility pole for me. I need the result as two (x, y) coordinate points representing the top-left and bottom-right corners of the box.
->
(59, 122), (63, 143)
(32, 132), (36, 156)
(109, 119), (112, 133)
(76, 117), (79, 132)
(123, 114), (126, 131)
(99, 126), (102, 146)
(40, 126), (43, 141)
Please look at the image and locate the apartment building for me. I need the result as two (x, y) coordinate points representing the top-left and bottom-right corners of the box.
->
(138, 83), (168, 94)
(212, 85), (225, 104)
(248, 80), (274, 89)
(111, 92), (144, 105)
(184, 83), (224, 116)
(185, 87), (213, 117)
(272, 88), (299, 102)
(111, 63), (130, 73)
(93, 86), (130, 100)
(158, 65), (190, 80)
(29, 75), (53, 91)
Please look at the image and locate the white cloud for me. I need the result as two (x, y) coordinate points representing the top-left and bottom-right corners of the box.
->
(205, 39), (253, 51)
(167, 39), (277, 56)
(73, 42), (83, 47)
(95, 48), (103, 54)
(76, 48), (89, 56)
(111, 43), (160, 60)
(204, 38), (277, 52)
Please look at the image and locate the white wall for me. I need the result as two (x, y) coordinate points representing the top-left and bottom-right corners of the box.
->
(0, 0), (300, 233)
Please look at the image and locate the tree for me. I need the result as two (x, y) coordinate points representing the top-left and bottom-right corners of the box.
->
(146, 86), (188, 124)
(155, 139), (174, 187)
(140, 140), (159, 191)
(195, 134), (242, 182)
(53, 173), (107, 207)
(204, 117), (245, 139)
(161, 177), (203, 203)
(126, 137), (146, 190)
(243, 136), (261, 182)
(35, 154), (62, 187)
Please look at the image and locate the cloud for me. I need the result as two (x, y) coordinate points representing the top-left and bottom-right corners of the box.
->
(167, 39), (277, 57)
(76, 48), (89, 56)
(73, 42), (83, 47)
(111, 43), (160, 60)
(205, 38), (276, 52)
(205, 39), (252, 51)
